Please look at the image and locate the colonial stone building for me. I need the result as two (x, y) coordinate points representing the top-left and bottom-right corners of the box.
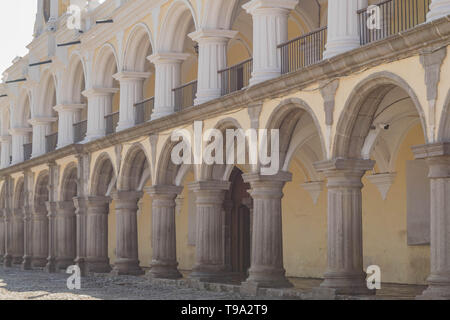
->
(0, 0), (449, 299)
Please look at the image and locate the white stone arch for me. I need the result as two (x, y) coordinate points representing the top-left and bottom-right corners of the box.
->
(123, 22), (155, 72)
(64, 52), (87, 104)
(90, 152), (117, 197)
(333, 71), (428, 159)
(202, 0), (241, 29)
(12, 90), (31, 128)
(158, 0), (199, 52)
(59, 162), (78, 202)
(33, 170), (49, 210)
(93, 43), (119, 87)
(438, 89), (450, 142)
(36, 70), (57, 117)
(117, 143), (152, 191)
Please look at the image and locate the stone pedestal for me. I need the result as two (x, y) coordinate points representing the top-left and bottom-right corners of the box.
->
(413, 143), (450, 299)
(55, 201), (77, 270)
(85, 196), (111, 273)
(324, 0), (367, 59)
(145, 185), (183, 279)
(188, 181), (231, 282)
(314, 159), (375, 295)
(111, 191), (144, 276)
(82, 88), (119, 142)
(53, 104), (85, 148)
(242, 172), (293, 289)
(243, 0), (298, 85)
(31, 206), (49, 268)
(189, 29), (237, 105)
(148, 53), (189, 120)
(113, 72), (151, 131)
(427, 0), (450, 22)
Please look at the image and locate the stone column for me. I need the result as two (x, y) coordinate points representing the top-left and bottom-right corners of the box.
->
(243, 0), (298, 85)
(0, 209), (5, 264)
(53, 104), (85, 148)
(148, 53), (189, 120)
(413, 143), (450, 299)
(9, 128), (32, 165)
(3, 208), (12, 267)
(22, 205), (33, 270)
(45, 201), (57, 272)
(85, 196), (111, 273)
(111, 191), (144, 275)
(427, 0), (450, 22)
(82, 88), (118, 142)
(0, 135), (11, 168)
(145, 185), (183, 279)
(29, 118), (57, 158)
(188, 181), (230, 282)
(31, 205), (49, 268)
(241, 172), (292, 289)
(189, 29), (237, 105)
(55, 201), (77, 270)
(73, 197), (88, 274)
(324, 0), (367, 59)
(113, 72), (151, 132)
(314, 159), (375, 295)
(11, 208), (24, 264)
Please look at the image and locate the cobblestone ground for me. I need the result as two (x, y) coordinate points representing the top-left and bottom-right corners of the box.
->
(0, 266), (246, 300)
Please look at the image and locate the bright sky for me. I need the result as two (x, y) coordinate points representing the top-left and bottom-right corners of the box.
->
(0, 0), (37, 77)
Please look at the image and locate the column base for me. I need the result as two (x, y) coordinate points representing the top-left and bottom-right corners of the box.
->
(417, 275), (450, 300)
(45, 259), (57, 273)
(31, 257), (48, 268)
(249, 71), (280, 87)
(148, 261), (182, 279)
(86, 258), (111, 274)
(3, 254), (12, 267)
(75, 258), (88, 277)
(21, 256), (32, 270)
(12, 256), (23, 265)
(111, 259), (144, 276)
(243, 266), (293, 289)
(190, 264), (231, 283)
(320, 271), (375, 296)
(116, 122), (134, 133)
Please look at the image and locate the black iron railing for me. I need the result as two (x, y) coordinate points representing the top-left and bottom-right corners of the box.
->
(358, 0), (431, 45)
(219, 58), (253, 96)
(23, 143), (32, 161)
(73, 120), (87, 143)
(173, 80), (197, 111)
(135, 97), (154, 125)
(105, 112), (120, 135)
(45, 132), (58, 153)
(278, 27), (327, 75)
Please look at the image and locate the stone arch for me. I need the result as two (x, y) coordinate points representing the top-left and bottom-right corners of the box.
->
(13, 178), (25, 210)
(36, 71), (57, 117)
(34, 171), (49, 209)
(158, 0), (198, 52)
(65, 53), (87, 104)
(203, 0), (241, 29)
(93, 43), (119, 87)
(265, 98), (327, 173)
(60, 163), (78, 201)
(118, 143), (151, 191)
(438, 89), (450, 142)
(90, 153), (116, 196)
(123, 23), (154, 72)
(13, 90), (31, 128)
(333, 71), (428, 159)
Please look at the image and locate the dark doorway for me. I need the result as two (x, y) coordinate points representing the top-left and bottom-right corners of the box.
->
(224, 167), (251, 278)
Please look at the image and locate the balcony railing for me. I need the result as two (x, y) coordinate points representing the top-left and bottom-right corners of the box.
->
(358, 0), (431, 45)
(278, 26), (327, 75)
(219, 58), (253, 96)
(105, 112), (119, 135)
(73, 120), (87, 143)
(23, 143), (32, 161)
(173, 80), (197, 112)
(45, 132), (58, 153)
(135, 97), (154, 125)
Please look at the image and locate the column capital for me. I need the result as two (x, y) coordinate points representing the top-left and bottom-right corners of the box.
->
(82, 87), (119, 98)
(314, 158), (375, 173)
(144, 185), (183, 197)
(9, 127), (32, 136)
(0, 135), (11, 143)
(243, 0), (298, 14)
(412, 142), (450, 160)
(243, 171), (292, 185)
(53, 104), (85, 113)
(187, 180), (230, 192)
(188, 29), (238, 43)
(112, 71), (152, 82)
(28, 117), (58, 126)
(148, 52), (190, 65)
